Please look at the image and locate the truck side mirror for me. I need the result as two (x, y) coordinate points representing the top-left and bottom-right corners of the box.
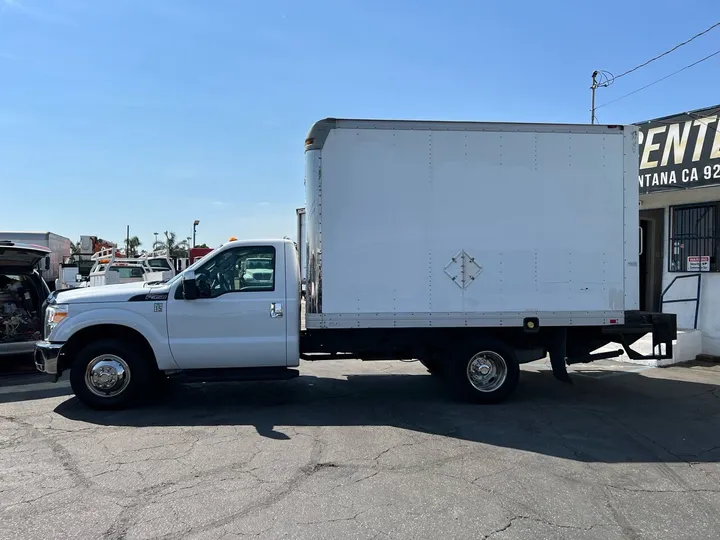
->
(45, 256), (51, 270)
(182, 270), (198, 300)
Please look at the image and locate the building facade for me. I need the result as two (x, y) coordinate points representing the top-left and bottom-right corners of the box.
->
(636, 104), (720, 356)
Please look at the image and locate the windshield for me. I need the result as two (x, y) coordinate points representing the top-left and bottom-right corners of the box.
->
(246, 259), (272, 270)
(164, 251), (211, 286)
(147, 259), (172, 270)
(109, 265), (146, 279)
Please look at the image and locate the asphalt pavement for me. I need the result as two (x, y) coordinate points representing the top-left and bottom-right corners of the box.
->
(1, 358), (719, 539)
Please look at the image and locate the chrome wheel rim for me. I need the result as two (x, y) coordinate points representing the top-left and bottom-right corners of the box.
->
(85, 355), (131, 398)
(466, 351), (507, 392)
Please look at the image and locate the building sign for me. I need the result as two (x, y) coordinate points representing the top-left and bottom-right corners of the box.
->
(636, 104), (720, 194)
(687, 255), (710, 272)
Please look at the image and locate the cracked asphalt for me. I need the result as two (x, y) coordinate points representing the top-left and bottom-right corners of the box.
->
(1, 358), (720, 540)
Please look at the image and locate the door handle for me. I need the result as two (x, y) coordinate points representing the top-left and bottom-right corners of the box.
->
(639, 225), (644, 256)
(270, 302), (283, 318)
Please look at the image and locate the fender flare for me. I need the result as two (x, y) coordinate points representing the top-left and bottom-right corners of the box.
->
(50, 308), (179, 370)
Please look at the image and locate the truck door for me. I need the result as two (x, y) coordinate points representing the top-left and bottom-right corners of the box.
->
(166, 244), (287, 369)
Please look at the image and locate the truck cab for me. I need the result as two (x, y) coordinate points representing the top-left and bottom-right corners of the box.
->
(35, 239), (300, 408)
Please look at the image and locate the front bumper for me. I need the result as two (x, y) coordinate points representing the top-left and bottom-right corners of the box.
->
(34, 341), (64, 380)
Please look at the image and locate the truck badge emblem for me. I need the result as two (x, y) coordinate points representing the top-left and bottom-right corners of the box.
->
(154, 303), (163, 312)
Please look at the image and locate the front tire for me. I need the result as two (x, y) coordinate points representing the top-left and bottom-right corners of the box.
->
(69, 339), (153, 410)
(448, 342), (520, 404)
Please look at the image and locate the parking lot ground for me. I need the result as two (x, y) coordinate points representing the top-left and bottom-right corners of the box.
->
(1, 359), (720, 540)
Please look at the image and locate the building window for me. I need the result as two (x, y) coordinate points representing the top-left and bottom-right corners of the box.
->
(668, 202), (720, 272)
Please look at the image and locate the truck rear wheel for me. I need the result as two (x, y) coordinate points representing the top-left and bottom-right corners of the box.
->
(69, 339), (153, 410)
(448, 342), (519, 404)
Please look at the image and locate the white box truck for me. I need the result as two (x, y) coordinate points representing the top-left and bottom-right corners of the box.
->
(35, 118), (676, 409)
(0, 231), (71, 290)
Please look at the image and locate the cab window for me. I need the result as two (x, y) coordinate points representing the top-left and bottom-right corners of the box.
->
(194, 246), (275, 298)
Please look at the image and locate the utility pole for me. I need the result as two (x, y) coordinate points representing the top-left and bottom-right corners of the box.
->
(192, 220), (200, 248)
(125, 225), (130, 256)
(590, 70), (598, 124)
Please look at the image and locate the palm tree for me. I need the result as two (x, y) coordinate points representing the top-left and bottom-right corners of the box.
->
(70, 241), (82, 255)
(154, 231), (189, 259)
(126, 236), (142, 257)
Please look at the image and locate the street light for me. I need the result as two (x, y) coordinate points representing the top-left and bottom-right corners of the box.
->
(192, 220), (200, 247)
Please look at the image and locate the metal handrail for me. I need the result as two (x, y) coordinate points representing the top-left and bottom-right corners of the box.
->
(660, 273), (702, 330)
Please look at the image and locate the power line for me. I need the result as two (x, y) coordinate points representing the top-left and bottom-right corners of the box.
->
(596, 49), (720, 109)
(610, 21), (720, 82)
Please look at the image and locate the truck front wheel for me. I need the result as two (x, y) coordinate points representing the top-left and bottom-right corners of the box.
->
(448, 342), (520, 404)
(69, 339), (153, 410)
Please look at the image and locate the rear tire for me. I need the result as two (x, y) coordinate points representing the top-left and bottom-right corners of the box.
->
(447, 341), (520, 404)
(69, 339), (154, 410)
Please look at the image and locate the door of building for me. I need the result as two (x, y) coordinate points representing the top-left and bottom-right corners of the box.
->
(639, 209), (664, 312)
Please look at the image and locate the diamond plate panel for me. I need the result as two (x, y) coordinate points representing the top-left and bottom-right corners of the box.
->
(443, 250), (482, 290)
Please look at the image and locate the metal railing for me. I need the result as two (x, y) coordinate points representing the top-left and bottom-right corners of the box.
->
(660, 273), (702, 330)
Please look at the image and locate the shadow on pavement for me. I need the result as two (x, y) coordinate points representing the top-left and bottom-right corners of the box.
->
(0, 353), (38, 376)
(53, 368), (720, 464)
(0, 371), (72, 404)
(0, 385), (73, 404)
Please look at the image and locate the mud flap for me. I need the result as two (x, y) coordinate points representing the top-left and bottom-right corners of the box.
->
(548, 328), (572, 384)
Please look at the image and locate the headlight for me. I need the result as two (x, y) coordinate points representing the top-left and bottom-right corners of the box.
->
(45, 304), (69, 338)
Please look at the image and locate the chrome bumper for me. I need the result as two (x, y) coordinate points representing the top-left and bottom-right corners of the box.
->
(35, 341), (64, 380)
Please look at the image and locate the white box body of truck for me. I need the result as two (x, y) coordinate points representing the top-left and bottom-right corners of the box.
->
(0, 231), (71, 288)
(304, 119), (639, 329)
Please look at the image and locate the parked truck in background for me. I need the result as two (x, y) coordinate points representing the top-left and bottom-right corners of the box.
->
(66, 235), (117, 278)
(189, 247), (213, 264)
(35, 118), (676, 410)
(0, 232), (71, 291)
(56, 236), (119, 291)
(1, 242), (52, 357)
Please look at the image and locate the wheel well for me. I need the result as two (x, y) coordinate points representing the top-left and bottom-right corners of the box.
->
(60, 324), (158, 373)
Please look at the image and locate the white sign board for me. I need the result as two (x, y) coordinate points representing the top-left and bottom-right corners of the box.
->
(687, 255), (710, 272)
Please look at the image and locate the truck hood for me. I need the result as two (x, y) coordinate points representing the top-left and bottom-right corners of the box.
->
(54, 281), (171, 304)
(0, 242), (51, 271)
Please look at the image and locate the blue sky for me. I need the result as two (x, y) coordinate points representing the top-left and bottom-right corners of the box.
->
(1, 0), (718, 250)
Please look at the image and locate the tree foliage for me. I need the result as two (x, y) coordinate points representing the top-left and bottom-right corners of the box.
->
(126, 236), (142, 257)
(153, 231), (190, 258)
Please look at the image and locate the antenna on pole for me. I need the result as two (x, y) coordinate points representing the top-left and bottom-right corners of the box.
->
(590, 71), (598, 124)
(590, 70), (614, 123)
